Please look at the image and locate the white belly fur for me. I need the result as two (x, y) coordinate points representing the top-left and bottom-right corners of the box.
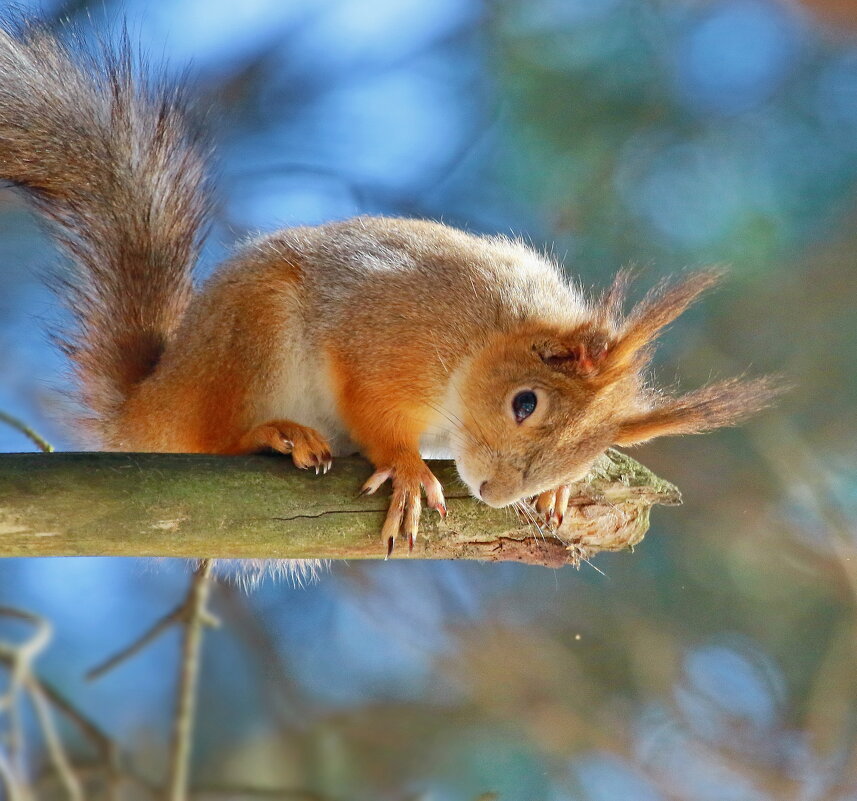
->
(257, 346), (357, 456)
(418, 377), (461, 460)
(258, 338), (459, 461)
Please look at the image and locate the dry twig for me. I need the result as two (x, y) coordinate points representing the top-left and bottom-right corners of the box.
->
(0, 412), (54, 453)
(168, 559), (217, 801)
(0, 607), (83, 801)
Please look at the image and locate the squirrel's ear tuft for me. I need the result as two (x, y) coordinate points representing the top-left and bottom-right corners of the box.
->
(614, 375), (786, 446)
(603, 268), (724, 375)
(536, 330), (610, 379)
(596, 268), (634, 328)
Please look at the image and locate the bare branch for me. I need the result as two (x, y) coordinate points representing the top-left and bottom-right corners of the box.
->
(0, 451), (680, 566)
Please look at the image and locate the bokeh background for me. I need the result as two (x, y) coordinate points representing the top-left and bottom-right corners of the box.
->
(2, 0), (857, 798)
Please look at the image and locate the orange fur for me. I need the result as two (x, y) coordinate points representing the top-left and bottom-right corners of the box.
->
(116, 254), (306, 454)
(326, 342), (431, 469)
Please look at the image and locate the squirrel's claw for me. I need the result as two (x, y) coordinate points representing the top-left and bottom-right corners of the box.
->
(380, 484), (420, 557)
(404, 491), (421, 552)
(534, 484), (573, 530)
(380, 482), (407, 554)
(361, 462), (446, 555)
(360, 469), (392, 496)
(422, 472), (446, 518)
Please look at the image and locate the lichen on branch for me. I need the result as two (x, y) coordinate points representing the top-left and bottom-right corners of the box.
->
(0, 450), (680, 566)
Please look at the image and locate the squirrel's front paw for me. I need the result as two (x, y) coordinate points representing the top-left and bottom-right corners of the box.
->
(534, 485), (573, 529)
(240, 420), (333, 473)
(360, 460), (447, 556)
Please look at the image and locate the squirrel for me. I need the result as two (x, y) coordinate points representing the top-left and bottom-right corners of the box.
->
(0, 17), (780, 556)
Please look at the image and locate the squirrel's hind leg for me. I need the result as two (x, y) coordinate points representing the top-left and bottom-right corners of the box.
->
(234, 420), (333, 473)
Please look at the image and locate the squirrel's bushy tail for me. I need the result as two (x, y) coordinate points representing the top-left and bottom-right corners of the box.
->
(0, 17), (210, 441)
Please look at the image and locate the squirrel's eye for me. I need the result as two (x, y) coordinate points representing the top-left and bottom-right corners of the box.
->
(511, 390), (538, 423)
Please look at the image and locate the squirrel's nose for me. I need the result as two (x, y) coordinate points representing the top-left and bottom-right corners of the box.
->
(479, 480), (488, 500)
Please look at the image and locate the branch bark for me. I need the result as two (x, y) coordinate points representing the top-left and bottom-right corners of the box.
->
(0, 450), (680, 566)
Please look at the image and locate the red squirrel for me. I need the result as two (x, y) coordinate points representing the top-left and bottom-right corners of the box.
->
(0, 18), (780, 555)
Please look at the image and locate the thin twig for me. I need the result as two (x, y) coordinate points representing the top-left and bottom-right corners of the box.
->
(167, 559), (216, 801)
(86, 577), (220, 682)
(26, 681), (84, 801)
(0, 608), (83, 801)
(0, 746), (27, 801)
(0, 411), (54, 453)
(86, 604), (187, 681)
(34, 680), (121, 800)
(0, 646), (121, 799)
(0, 607), (52, 794)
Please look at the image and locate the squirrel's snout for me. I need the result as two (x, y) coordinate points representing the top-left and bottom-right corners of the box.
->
(478, 478), (518, 509)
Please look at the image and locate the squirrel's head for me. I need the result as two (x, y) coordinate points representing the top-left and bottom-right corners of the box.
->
(447, 270), (782, 508)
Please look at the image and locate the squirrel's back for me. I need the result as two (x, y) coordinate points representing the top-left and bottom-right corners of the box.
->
(245, 215), (589, 348)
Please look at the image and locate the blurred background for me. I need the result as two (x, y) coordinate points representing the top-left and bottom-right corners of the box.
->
(1, 0), (857, 798)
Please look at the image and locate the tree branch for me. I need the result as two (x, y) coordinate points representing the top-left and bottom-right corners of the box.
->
(0, 450), (680, 566)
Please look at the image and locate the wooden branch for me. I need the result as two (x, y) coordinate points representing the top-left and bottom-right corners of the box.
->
(0, 450), (680, 566)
